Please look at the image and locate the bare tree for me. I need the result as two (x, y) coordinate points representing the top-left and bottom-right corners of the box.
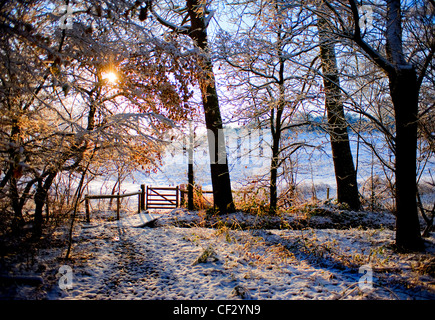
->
(317, 14), (360, 210)
(215, 2), (315, 213)
(148, 0), (236, 213)
(313, 0), (435, 250)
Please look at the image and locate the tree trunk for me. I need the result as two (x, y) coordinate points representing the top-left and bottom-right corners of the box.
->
(33, 171), (57, 238)
(344, 0), (424, 250)
(188, 162), (194, 210)
(269, 28), (286, 215)
(389, 67), (423, 250)
(188, 123), (194, 210)
(270, 144), (279, 214)
(10, 175), (24, 234)
(186, 0), (235, 214)
(202, 74), (235, 213)
(318, 17), (361, 211)
(8, 120), (24, 233)
(385, 0), (423, 250)
(269, 103), (284, 215)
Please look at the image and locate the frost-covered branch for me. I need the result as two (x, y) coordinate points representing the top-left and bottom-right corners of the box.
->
(149, 5), (190, 34)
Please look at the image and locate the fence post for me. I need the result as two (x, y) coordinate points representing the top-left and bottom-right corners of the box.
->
(116, 193), (120, 220)
(140, 184), (145, 211)
(85, 196), (90, 223)
(145, 185), (148, 210)
(176, 185), (179, 207)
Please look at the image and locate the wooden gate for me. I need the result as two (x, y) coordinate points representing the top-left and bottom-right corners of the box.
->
(146, 186), (179, 210)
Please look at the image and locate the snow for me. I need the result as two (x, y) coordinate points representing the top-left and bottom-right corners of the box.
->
(2, 208), (434, 300)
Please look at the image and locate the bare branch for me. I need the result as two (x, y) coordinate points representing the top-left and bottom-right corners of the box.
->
(149, 5), (190, 35)
(346, 0), (395, 74)
(416, 42), (435, 92)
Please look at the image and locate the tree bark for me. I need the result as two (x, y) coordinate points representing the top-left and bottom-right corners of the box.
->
(188, 122), (194, 210)
(389, 67), (423, 250)
(346, 0), (423, 250)
(202, 70), (235, 213)
(10, 175), (23, 233)
(269, 90), (285, 215)
(270, 136), (280, 214)
(269, 23), (287, 215)
(318, 17), (361, 211)
(186, 0), (235, 214)
(385, 0), (423, 250)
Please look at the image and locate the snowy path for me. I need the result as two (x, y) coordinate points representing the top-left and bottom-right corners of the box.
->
(2, 209), (434, 300)
(47, 210), (434, 300)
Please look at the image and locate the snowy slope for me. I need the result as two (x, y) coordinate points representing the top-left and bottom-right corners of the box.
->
(2, 209), (434, 300)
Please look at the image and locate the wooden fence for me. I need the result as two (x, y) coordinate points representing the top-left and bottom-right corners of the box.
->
(84, 189), (144, 223)
(84, 185), (214, 222)
(146, 186), (179, 210)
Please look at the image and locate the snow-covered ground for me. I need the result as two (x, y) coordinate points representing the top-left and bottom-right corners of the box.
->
(1, 207), (434, 300)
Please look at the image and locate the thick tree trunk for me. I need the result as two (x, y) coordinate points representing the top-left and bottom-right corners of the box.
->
(188, 162), (194, 210)
(187, 0), (235, 214)
(318, 18), (361, 211)
(343, 0), (424, 250)
(202, 72), (235, 213)
(188, 123), (194, 210)
(385, 0), (423, 250)
(389, 68), (423, 250)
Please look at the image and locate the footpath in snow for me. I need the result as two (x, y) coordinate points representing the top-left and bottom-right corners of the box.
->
(1, 207), (434, 300)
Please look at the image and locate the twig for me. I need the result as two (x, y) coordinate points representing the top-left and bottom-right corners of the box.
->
(64, 150), (95, 260)
(417, 191), (435, 237)
(337, 282), (360, 300)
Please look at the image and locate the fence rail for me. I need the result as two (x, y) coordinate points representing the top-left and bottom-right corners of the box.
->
(84, 184), (210, 222)
(84, 188), (145, 223)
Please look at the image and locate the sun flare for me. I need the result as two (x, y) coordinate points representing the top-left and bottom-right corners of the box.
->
(103, 71), (118, 83)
